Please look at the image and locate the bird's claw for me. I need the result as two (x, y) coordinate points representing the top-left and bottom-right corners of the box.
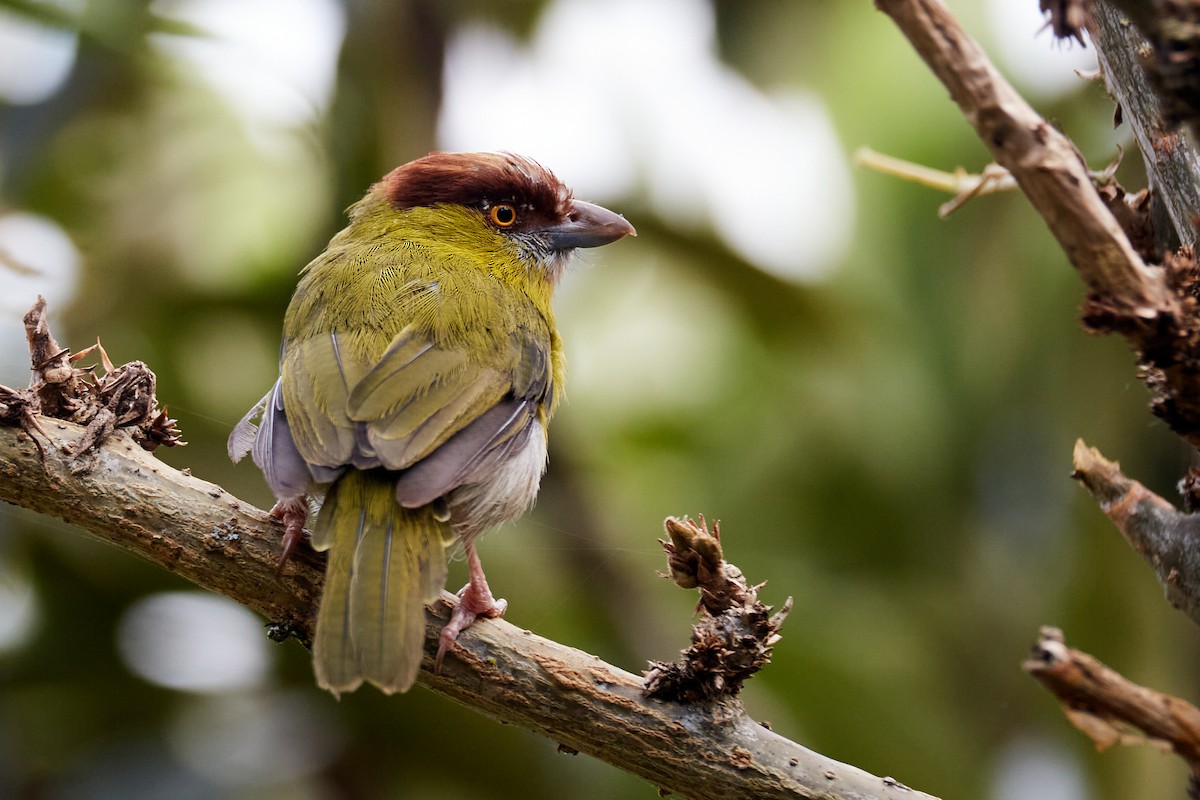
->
(435, 582), (507, 672)
(269, 496), (308, 575)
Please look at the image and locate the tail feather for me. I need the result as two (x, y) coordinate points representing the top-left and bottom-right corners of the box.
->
(311, 471), (449, 696)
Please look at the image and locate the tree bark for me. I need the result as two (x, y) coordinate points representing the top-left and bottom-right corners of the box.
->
(1088, 1), (1200, 249)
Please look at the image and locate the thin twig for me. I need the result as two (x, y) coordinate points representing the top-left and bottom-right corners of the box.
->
(853, 146), (1019, 217)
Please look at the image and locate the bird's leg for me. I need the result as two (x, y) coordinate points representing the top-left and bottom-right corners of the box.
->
(436, 539), (507, 671)
(270, 495), (308, 573)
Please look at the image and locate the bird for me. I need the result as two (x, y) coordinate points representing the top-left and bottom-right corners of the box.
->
(228, 151), (635, 695)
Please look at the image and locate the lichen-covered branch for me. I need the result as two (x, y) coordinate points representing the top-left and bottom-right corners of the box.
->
(1026, 626), (1200, 792)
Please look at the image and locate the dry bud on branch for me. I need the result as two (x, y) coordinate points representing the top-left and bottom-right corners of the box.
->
(0, 297), (184, 459)
(645, 515), (792, 703)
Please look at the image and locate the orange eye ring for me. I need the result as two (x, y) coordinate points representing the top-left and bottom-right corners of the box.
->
(489, 204), (518, 228)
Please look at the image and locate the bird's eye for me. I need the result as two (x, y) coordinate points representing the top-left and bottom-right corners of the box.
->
(489, 204), (517, 228)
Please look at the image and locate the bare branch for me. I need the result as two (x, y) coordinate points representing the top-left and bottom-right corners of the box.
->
(0, 295), (945, 800)
(0, 417), (937, 798)
(1026, 626), (1200, 788)
(874, 0), (1175, 316)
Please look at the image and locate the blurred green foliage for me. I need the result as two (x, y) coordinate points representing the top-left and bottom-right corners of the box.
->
(1, 1), (1197, 798)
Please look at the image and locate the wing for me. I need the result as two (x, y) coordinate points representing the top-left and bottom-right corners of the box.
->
(281, 323), (553, 504)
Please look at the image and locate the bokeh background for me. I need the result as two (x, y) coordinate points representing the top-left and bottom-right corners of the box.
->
(0, 0), (1195, 798)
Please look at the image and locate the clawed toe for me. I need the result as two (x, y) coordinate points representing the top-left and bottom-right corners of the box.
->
(434, 536), (508, 674)
(269, 496), (308, 574)
(434, 587), (507, 672)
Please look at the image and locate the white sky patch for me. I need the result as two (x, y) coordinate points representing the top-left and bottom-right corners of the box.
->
(117, 592), (269, 694)
(985, 0), (1097, 99)
(991, 735), (1089, 800)
(0, 213), (80, 384)
(0, 560), (39, 653)
(151, 0), (345, 135)
(0, 0), (81, 105)
(438, 0), (853, 282)
(439, 23), (635, 202)
(168, 691), (345, 787)
(695, 90), (852, 278)
(0, 212), (79, 314)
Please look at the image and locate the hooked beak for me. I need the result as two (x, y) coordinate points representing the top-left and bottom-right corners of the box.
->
(543, 200), (636, 251)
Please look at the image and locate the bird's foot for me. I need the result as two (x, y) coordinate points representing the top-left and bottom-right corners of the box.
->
(435, 578), (507, 672)
(269, 496), (308, 574)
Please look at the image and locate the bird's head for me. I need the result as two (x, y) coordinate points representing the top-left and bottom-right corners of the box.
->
(362, 151), (635, 285)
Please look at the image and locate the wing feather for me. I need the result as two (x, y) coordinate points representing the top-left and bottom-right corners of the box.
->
(282, 331), (362, 468)
(242, 380), (311, 499)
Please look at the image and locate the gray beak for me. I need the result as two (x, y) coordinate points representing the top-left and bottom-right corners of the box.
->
(543, 200), (636, 250)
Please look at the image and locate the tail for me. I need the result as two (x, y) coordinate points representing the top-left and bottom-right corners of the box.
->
(311, 470), (450, 696)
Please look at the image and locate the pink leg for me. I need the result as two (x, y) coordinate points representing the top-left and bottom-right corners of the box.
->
(435, 540), (507, 671)
(269, 496), (308, 574)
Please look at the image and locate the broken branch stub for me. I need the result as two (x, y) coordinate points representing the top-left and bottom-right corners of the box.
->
(1071, 439), (1200, 628)
(1026, 626), (1200, 787)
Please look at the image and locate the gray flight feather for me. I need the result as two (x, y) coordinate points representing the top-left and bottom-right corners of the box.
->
(250, 379), (313, 500)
